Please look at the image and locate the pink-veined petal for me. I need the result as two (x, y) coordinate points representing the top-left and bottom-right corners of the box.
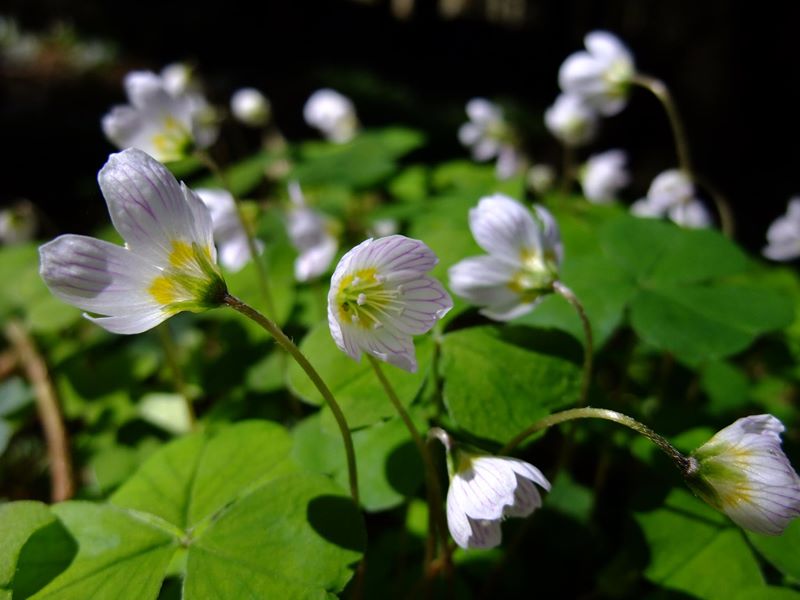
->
(98, 148), (215, 266)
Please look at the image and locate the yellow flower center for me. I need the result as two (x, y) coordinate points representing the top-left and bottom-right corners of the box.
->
(508, 247), (559, 302)
(151, 116), (192, 161)
(148, 240), (223, 310)
(335, 267), (403, 329)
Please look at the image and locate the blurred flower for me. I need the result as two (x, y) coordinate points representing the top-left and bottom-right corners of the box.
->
(449, 194), (562, 321)
(559, 30), (635, 116)
(631, 169), (711, 228)
(527, 164), (556, 195)
(303, 88), (359, 143)
(763, 198), (800, 261)
(230, 87), (271, 128)
(369, 218), (400, 238)
(458, 98), (522, 180)
(160, 62), (194, 95)
(0, 200), (37, 245)
(544, 93), (599, 147)
(196, 188), (263, 272)
(102, 70), (218, 163)
(328, 235), (452, 372)
(286, 182), (338, 282)
(39, 149), (226, 334)
(445, 448), (550, 549)
(580, 149), (630, 204)
(685, 414), (800, 536)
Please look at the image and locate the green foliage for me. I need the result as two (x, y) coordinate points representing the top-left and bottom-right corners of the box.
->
(1, 423), (364, 599)
(287, 321), (432, 431)
(635, 489), (766, 600)
(440, 325), (581, 442)
(6, 124), (800, 600)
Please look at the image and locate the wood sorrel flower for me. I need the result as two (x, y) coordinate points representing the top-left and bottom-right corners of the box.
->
(445, 448), (551, 549)
(580, 149), (630, 204)
(449, 194), (562, 321)
(196, 188), (263, 273)
(303, 88), (359, 143)
(102, 70), (218, 163)
(286, 182), (338, 282)
(558, 30), (635, 116)
(630, 169), (711, 229)
(458, 98), (521, 180)
(327, 235), (452, 372)
(39, 148), (226, 334)
(685, 414), (800, 535)
(763, 197), (800, 261)
(544, 93), (599, 148)
(230, 87), (271, 128)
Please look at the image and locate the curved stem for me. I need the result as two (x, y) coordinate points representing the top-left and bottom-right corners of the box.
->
(223, 293), (359, 504)
(156, 324), (196, 430)
(366, 355), (451, 572)
(693, 173), (736, 239)
(195, 150), (277, 318)
(500, 407), (690, 472)
(5, 319), (74, 502)
(632, 74), (693, 176)
(553, 281), (593, 406)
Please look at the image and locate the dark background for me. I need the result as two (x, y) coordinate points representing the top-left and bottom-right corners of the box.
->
(2, 0), (799, 254)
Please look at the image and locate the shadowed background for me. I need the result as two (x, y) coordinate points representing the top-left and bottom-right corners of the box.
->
(1, 0), (798, 254)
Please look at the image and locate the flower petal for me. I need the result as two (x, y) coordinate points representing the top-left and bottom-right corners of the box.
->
(350, 235), (438, 276)
(39, 234), (169, 334)
(98, 148), (215, 266)
(448, 255), (520, 308)
(388, 276), (452, 335)
(469, 194), (542, 262)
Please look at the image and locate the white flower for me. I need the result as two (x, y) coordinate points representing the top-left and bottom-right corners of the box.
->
(527, 164), (556, 195)
(686, 414), (800, 536)
(303, 88), (359, 143)
(160, 62), (194, 95)
(369, 218), (399, 238)
(446, 452), (551, 549)
(230, 87), (271, 128)
(580, 149), (630, 204)
(558, 30), (635, 116)
(195, 188), (263, 273)
(39, 149), (226, 334)
(763, 198), (800, 261)
(0, 200), (36, 245)
(544, 93), (599, 147)
(631, 169), (711, 229)
(449, 194), (562, 321)
(102, 70), (218, 163)
(286, 182), (338, 282)
(458, 98), (522, 180)
(327, 235), (452, 372)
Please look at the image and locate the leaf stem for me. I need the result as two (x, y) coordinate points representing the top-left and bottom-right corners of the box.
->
(195, 150), (277, 318)
(366, 355), (452, 575)
(553, 281), (593, 406)
(222, 293), (359, 504)
(5, 319), (75, 502)
(500, 407), (690, 472)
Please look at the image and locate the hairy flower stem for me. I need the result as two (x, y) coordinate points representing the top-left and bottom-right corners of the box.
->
(5, 319), (74, 502)
(156, 323), (196, 429)
(500, 407), (691, 473)
(631, 74), (734, 238)
(195, 150), (277, 318)
(223, 293), (360, 504)
(367, 356), (452, 574)
(552, 281), (593, 406)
